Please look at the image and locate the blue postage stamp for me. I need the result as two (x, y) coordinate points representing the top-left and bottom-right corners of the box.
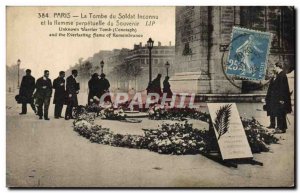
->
(226, 27), (272, 80)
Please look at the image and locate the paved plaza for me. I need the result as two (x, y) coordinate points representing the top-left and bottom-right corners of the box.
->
(6, 92), (294, 187)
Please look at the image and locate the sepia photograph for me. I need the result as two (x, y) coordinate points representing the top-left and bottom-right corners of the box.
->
(6, 5), (295, 188)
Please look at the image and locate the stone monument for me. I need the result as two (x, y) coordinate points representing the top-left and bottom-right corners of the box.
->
(171, 6), (294, 97)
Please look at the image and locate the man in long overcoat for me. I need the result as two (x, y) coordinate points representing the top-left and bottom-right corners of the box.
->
(265, 62), (292, 133)
(35, 70), (52, 120)
(19, 69), (36, 115)
(88, 73), (101, 104)
(99, 73), (111, 102)
(151, 74), (162, 97)
(65, 69), (79, 120)
(53, 71), (66, 119)
(163, 76), (173, 99)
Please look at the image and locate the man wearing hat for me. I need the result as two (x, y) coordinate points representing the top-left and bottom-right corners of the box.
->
(99, 73), (111, 103)
(163, 76), (173, 99)
(53, 71), (66, 119)
(65, 69), (80, 120)
(265, 62), (292, 133)
(151, 74), (163, 97)
(18, 69), (36, 115)
(35, 70), (52, 120)
(88, 73), (101, 104)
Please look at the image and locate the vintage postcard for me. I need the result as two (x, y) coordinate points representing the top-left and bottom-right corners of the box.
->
(6, 6), (295, 188)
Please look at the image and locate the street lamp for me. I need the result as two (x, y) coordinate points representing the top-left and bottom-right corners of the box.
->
(17, 59), (21, 88)
(100, 60), (104, 74)
(147, 38), (154, 82)
(165, 61), (170, 76)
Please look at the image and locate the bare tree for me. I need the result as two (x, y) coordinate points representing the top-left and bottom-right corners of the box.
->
(128, 63), (142, 90)
(76, 57), (84, 66)
(111, 64), (127, 90)
(78, 61), (93, 92)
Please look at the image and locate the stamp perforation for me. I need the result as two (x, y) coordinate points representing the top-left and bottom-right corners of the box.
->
(225, 26), (273, 81)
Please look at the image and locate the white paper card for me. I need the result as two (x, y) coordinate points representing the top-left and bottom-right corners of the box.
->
(207, 103), (253, 160)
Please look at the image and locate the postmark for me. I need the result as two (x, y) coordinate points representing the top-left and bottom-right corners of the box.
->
(226, 27), (272, 80)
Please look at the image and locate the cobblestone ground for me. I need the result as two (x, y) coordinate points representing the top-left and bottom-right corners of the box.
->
(6, 91), (294, 187)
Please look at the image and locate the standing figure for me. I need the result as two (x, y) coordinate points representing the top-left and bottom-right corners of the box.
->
(163, 76), (173, 99)
(151, 74), (162, 96)
(265, 62), (292, 133)
(19, 69), (36, 115)
(35, 70), (52, 120)
(146, 81), (153, 95)
(99, 73), (111, 103)
(88, 73), (101, 104)
(65, 70), (79, 120)
(53, 71), (66, 119)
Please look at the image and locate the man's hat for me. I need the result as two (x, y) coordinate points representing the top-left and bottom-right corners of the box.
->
(72, 69), (78, 74)
(100, 73), (106, 78)
(92, 73), (99, 78)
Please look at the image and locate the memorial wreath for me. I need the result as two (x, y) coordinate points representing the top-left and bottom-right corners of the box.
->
(73, 104), (279, 155)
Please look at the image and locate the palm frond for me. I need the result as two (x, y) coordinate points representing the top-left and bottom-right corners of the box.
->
(213, 104), (232, 140)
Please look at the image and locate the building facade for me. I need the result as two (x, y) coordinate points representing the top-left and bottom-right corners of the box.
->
(124, 42), (175, 91)
(173, 6), (295, 95)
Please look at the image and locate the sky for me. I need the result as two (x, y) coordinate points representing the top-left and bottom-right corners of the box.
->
(6, 6), (175, 78)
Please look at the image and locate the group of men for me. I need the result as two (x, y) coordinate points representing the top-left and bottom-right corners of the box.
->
(18, 63), (291, 133)
(88, 73), (111, 104)
(146, 74), (173, 98)
(18, 69), (80, 120)
(265, 62), (292, 134)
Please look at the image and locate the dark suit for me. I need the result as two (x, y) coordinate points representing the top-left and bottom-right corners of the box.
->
(151, 77), (162, 96)
(163, 80), (173, 98)
(265, 71), (292, 131)
(88, 77), (101, 104)
(53, 77), (66, 118)
(35, 77), (52, 119)
(19, 75), (36, 114)
(99, 78), (111, 102)
(65, 75), (79, 119)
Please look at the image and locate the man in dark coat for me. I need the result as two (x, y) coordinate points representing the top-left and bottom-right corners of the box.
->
(146, 81), (153, 95)
(65, 69), (79, 120)
(19, 69), (36, 115)
(53, 71), (66, 119)
(151, 74), (162, 96)
(163, 76), (173, 99)
(88, 73), (101, 104)
(35, 70), (52, 120)
(99, 73), (111, 103)
(265, 62), (292, 133)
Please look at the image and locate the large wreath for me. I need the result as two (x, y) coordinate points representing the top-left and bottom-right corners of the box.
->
(73, 103), (279, 155)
